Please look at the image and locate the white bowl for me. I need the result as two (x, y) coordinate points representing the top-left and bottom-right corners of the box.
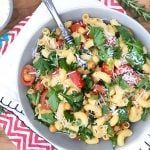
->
(17, 3), (150, 150)
(0, 0), (13, 30)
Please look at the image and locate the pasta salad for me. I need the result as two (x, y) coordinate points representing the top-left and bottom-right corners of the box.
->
(21, 14), (150, 148)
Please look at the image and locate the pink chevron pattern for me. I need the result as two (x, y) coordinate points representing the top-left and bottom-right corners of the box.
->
(100, 0), (126, 13)
(0, 16), (31, 55)
(0, 1), (126, 149)
(0, 111), (56, 150)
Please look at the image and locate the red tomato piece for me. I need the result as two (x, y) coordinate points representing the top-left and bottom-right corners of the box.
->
(35, 81), (44, 92)
(69, 71), (84, 88)
(21, 65), (36, 86)
(101, 63), (113, 76)
(93, 84), (106, 94)
(70, 23), (81, 32)
(70, 21), (86, 33)
(40, 90), (50, 110)
(56, 38), (64, 48)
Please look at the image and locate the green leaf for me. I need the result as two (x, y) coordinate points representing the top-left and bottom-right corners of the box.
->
(115, 76), (129, 89)
(33, 57), (53, 75)
(126, 41), (145, 68)
(110, 136), (117, 149)
(61, 91), (84, 111)
(141, 108), (150, 121)
(98, 46), (109, 61)
(79, 126), (93, 140)
(59, 58), (77, 71)
(90, 26), (105, 48)
(83, 76), (94, 92)
(27, 92), (40, 106)
(48, 89), (59, 112)
(48, 51), (59, 67)
(117, 26), (133, 42)
(118, 107), (129, 123)
(113, 47), (122, 59)
(102, 104), (110, 115)
(74, 36), (81, 46)
(47, 85), (63, 112)
(64, 110), (75, 122)
(106, 122), (115, 137)
(39, 113), (56, 124)
(136, 75), (150, 90)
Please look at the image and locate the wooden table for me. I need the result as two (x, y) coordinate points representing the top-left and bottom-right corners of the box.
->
(0, 0), (150, 149)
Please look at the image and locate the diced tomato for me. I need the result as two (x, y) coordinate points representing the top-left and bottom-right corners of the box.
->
(34, 81), (44, 92)
(101, 63), (113, 76)
(70, 21), (86, 33)
(56, 38), (64, 48)
(114, 64), (141, 85)
(21, 65), (36, 86)
(40, 90), (50, 110)
(93, 84), (106, 94)
(69, 71), (84, 88)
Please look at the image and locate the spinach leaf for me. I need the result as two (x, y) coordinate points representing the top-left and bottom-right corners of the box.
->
(74, 36), (81, 46)
(48, 51), (59, 67)
(83, 76), (93, 92)
(105, 122), (115, 137)
(27, 92), (40, 106)
(90, 26), (105, 48)
(39, 113), (56, 124)
(47, 84), (63, 112)
(98, 46), (109, 61)
(33, 57), (53, 75)
(113, 47), (122, 59)
(115, 76), (129, 89)
(110, 136), (117, 149)
(48, 89), (59, 112)
(141, 108), (150, 121)
(79, 126), (93, 140)
(59, 58), (77, 71)
(102, 104), (110, 115)
(61, 91), (84, 111)
(136, 75), (150, 90)
(64, 110), (75, 122)
(118, 107), (129, 123)
(117, 26), (133, 42)
(126, 41), (145, 68)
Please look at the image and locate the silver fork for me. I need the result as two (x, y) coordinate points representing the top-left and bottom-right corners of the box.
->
(42, 0), (73, 45)
(42, 0), (87, 67)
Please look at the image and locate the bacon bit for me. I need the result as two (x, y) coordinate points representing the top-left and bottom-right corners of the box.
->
(114, 64), (141, 85)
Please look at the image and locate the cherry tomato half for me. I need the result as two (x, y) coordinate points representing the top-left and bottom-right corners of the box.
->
(70, 21), (86, 33)
(21, 65), (36, 86)
(69, 71), (84, 88)
(40, 90), (50, 110)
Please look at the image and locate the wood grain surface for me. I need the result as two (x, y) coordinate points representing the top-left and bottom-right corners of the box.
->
(0, 0), (150, 149)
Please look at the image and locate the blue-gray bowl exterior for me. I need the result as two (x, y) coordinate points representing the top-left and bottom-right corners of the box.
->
(17, 7), (150, 150)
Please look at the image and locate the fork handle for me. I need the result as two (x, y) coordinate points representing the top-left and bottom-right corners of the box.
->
(42, 0), (73, 44)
